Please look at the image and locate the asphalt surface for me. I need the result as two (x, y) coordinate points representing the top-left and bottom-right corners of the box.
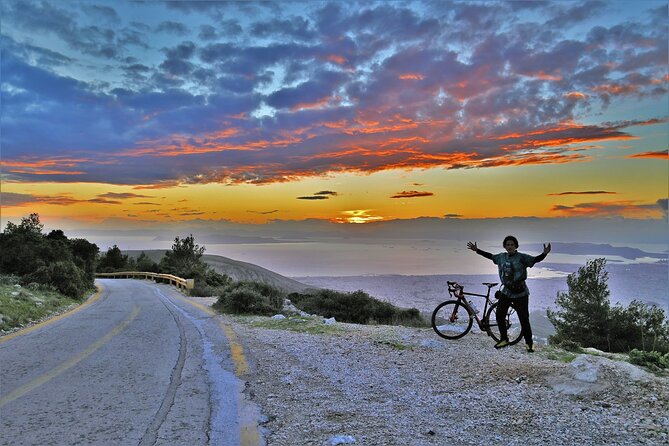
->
(0, 279), (259, 446)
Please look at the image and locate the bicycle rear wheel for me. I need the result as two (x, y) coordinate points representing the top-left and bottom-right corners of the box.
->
(431, 300), (473, 340)
(485, 301), (523, 345)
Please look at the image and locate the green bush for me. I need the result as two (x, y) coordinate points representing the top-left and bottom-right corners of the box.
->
(22, 261), (89, 300)
(548, 258), (669, 354)
(629, 349), (669, 370)
(288, 289), (425, 326)
(214, 281), (284, 315)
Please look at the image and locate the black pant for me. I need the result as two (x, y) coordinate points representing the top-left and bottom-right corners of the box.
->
(496, 294), (532, 345)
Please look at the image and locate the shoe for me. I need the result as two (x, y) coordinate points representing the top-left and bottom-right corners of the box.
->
(526, 344), (535, 353)
(494, 339), (510, 349)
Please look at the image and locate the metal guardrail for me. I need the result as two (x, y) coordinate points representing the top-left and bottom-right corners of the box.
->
(95, 271), (195, 290)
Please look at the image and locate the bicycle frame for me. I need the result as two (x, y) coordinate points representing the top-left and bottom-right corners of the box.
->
(448, 283), (494, 328)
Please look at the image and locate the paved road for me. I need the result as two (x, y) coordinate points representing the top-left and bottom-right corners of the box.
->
(0, 279), (262, 446)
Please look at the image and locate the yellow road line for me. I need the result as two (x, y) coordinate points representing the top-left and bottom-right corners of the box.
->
(0, 306), (140, 408)
(0, 285), (105, 345)
(170, 296), (250, 376)
(170, 294), (259, 445)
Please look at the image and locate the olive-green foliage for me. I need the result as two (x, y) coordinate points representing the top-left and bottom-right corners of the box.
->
(97, 245), (130, 272)
(0, 275), (80, 331)
(214, 281), (284, 315)
(548, 258), (669, 354)
(160, 234), (206, 277)
(628, 349), (669, 370)
(135, 252), (160, 273)
(0, 214), (98, 299)
(190, 270), (233, 297)
(288, 289), (426, 326)
(22, 261), (89, 300)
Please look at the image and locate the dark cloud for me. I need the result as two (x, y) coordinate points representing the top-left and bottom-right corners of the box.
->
(297, 196), (329, 200)
(267, 70), (347, 110)
(251, 17), (316, 41)
(546, 1), (605, 28)
(390, 191), (435, 198)
(98, 193), (154, 200)
(314, 191), (338, 196)
(548, 191), (617, 196)
(550, 199), (665, 217)
(1, 192), (36, 207)
(248, 209), (280, 214)
(82, 4), (121, 24)
(1, 1), (667, 187)
(658, 198), (668, 216)
(156, 21), (190, 36)
(444, 214), (463, 218)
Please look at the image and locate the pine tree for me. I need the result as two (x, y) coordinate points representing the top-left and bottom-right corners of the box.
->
(547, 258), (612, 350)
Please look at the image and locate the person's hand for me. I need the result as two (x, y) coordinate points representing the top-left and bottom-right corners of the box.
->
(467, 241), (477, 251)
(543, 243), (551, 254)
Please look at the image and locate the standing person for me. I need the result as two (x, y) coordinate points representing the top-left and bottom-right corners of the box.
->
(466, 236), (551, 352)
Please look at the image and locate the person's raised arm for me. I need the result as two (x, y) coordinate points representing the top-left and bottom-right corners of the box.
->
(467, 241), (493, 260)
(533, 242), (551, 263)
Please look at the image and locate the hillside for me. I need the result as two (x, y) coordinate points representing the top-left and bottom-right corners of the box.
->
(126, 250), (313, 294)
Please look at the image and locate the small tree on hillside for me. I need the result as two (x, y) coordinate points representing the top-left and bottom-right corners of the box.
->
(160, 234), (207, 277)
(547, 258), (611, 350)
(548, 257), (669, 353)
(136, 252), (160, 272)
(98, 245), (130, 272)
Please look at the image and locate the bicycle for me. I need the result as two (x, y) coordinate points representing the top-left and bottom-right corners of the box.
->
(431, 281), (523, 344)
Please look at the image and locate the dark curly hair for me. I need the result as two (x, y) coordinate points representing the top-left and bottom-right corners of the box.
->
(502, 235), (519, 248)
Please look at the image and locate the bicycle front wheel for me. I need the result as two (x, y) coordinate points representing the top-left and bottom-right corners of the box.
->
(485, 301), (523, 345)
(431, 300), (473, 340)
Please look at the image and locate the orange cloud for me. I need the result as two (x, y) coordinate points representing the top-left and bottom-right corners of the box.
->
(0, 157), (88, 175)
(291, 96), (333, 111)
(550, 200), (664, 218)
(565, 91), (587, 100)
(326, 54), (347, 65)
(592, 84), (639, 95)
(627, 150), (668, 159)
(399, 73), (425, 80)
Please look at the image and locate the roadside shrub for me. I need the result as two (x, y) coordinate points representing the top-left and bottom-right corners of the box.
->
(551, 339), (583, 353)
(629, 349), (669, 370)
(548, 258), (669, 354)
(22, 261), (89, 300)
(0, 275), (20, 286)
(214, 281), (284, 315)
(288, 289), (426, 326)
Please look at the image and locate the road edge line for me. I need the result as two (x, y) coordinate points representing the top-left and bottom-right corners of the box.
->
(0, 305), (140, 408)
(170, 293), (262, 446)
(0, 284), (105, 345)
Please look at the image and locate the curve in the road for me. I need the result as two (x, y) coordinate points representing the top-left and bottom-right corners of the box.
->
(0, 304), (140, 408)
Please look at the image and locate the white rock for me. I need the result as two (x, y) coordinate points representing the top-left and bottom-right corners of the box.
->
(271, 314), (287, 320)
(11, 292), (19, 297)
(325, 435), (356, 445)
(420, 339), (443, 349)
(324, 317), (337, 325)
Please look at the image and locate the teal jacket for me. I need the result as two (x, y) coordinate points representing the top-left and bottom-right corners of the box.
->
(476, 249), (547, 298)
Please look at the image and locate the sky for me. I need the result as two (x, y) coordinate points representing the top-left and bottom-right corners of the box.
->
(1, 0), (667, 247)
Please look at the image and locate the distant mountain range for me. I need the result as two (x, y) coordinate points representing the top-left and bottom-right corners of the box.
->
(523, 242), (667, 260)
(126, 250), (313, 294)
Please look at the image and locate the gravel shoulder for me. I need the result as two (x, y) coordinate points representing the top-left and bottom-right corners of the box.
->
(191, 297), (669, 446)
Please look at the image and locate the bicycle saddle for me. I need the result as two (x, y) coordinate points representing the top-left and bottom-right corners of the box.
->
(482, 282), (498, 287)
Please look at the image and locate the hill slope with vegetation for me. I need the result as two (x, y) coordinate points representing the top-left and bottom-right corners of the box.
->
(126, 250), (312, 294)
